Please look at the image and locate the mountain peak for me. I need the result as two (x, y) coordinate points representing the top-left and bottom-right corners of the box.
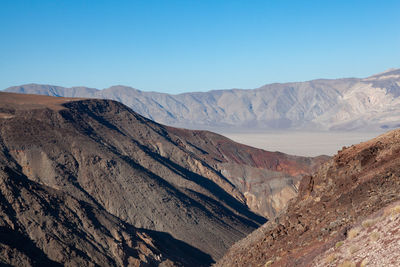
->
(369, 67), (400, 76)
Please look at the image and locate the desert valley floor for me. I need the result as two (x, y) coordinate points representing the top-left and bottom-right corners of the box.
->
(221, 131), (386, 156)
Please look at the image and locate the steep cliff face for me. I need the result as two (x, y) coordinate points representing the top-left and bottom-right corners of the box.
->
(0, 92), (324, 266)
(0, 161), (210, 266)
(217, 129), (400, 267)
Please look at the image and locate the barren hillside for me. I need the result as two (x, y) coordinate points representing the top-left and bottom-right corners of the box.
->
(217, 128), (400, 266)
(0, 92), (323, 266)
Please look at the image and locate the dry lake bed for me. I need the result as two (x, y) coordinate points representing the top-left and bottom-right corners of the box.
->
(221, 131), (386, 156)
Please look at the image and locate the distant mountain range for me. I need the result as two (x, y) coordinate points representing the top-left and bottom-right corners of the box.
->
(4, 68), (400, 131)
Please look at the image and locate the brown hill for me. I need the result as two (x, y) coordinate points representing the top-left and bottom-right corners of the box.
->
(217, 129), (400, 266)
(0, 92), (324, 266)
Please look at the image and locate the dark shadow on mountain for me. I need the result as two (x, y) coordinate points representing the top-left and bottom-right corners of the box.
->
(139, 228), (215, 267)
(1, 164), (213, 267)
(185, 188), (269, 227)
(0, 227), (63, 267)
(62, 107), (267, 226)
(78, 200), (214, 266)
(129, 139), (267, 226)
(116, 152), (261, 228)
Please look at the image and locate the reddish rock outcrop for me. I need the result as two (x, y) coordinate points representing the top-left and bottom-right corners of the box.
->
(217, 129), (400, 267)
(167, 127), (328, 218)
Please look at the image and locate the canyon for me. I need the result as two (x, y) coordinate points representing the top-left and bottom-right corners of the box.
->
(0, 92), (324, 266)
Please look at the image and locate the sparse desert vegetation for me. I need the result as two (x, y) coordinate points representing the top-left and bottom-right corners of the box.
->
(264, 260), (274, 267)
(338, 260), (356, 267)
(360, 258), (368, 267)
(391, 205), (400, 214)
(348, 245), (360, 254)
(361, 218), (378, 228)
(347, 227), (361, 239)
(369, 231), (380, 242)
(325, 253), (336, 264)
(335, 241), (344, 248)
(312, 201), (400, 267)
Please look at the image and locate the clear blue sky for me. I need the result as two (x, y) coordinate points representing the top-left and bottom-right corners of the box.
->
(1, 0), (399, 93)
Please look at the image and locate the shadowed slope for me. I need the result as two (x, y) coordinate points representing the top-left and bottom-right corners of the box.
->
(0, 92), (263, 265)
(0, 160), (212, 266)
(0, 92), (325, 265)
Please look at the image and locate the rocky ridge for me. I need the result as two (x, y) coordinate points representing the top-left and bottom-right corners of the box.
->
(216, 128), (400, 266)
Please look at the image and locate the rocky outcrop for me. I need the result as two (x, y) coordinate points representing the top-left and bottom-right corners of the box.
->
(217, 129), (400, 267)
